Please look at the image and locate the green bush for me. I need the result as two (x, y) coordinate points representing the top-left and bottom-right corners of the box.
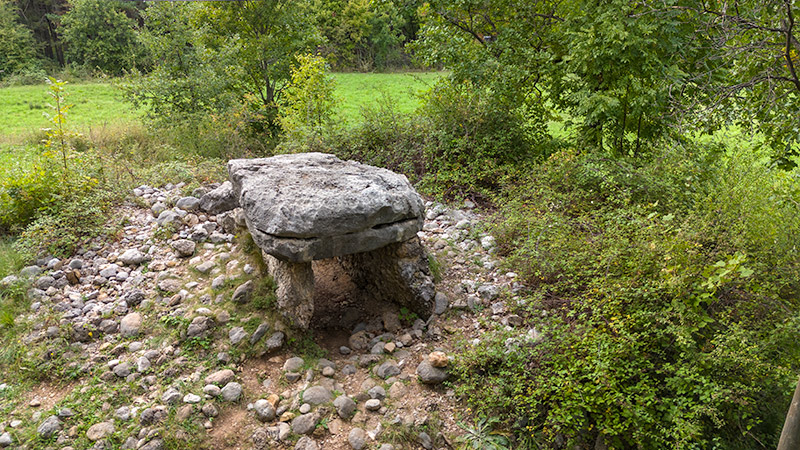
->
(451, 143), (800, 449)
(14, 189), (115, 258)
(279, 54), (339, 143)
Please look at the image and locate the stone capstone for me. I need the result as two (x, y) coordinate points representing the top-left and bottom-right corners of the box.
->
(228, 153), (423, 263)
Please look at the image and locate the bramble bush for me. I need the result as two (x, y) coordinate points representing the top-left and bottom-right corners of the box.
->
(450, 143), (800, 449)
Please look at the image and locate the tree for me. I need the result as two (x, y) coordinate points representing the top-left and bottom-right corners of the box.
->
(14, 0), (67, 65)
(122, 2), (241, 120)
(313, 0), (408, 71)
(0, 0), (38, 78)
(688, 0), (800, 164)
(199, 0), (320, 121)
(60, 0), (142, 75)
(413, 0), (707, 155)
(279, 53), (339, 136)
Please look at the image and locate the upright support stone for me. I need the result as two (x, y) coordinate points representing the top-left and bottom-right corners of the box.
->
(264, 253), (315, 329)
(337, 237), (435, 318)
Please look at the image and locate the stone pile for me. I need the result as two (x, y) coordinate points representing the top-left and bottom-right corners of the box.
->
(0, 172), (535, 449)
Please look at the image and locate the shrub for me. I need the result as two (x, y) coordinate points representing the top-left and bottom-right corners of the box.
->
(279, 54), (339, 144)
(451, 143), (800, 449)
(14, 188), (115, 258)
(279, 80), (557, 200)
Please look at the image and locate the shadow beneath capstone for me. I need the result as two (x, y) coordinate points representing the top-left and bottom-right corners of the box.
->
(309, 258), (401, 331)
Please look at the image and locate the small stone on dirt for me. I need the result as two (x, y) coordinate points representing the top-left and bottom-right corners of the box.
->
(348, 428), (367, 450)
(221, 382), (242, 402)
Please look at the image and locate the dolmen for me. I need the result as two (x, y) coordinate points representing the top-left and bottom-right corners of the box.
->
(227, 153), (435, 329)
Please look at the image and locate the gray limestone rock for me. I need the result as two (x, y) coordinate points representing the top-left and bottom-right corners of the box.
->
(121, 290), (145, 308)
(34, 275), (55, 290)
(249, 322), (269, 345)
(113, 362), (131, 378)
(221, 382), (242, 402)
(156, 210), (181, 227)
(232, 280), (254, 304)
(205, 369), (234, 386)
(253, 399), (276, 422)
(302, 386), (332, 405)
(139, 439), (165, 450)
(365, 399), (381, 411)
(295, 436), (319, 450)
(291, 413), (318, 435)
(283, 357), (304, 372)
(200, 181), (238, 215)
(228, 153), (424, 262)
(162, 387), (182, 405)
(37, 415), (61, 439)
(20, 265), (42, 279)
(265, 255), (315, 328)
(202, 403), (219, 417)
(348, 428), (367, 450)
(416, 360), (447, 384)
(434, 291), (449, 315)
(186, 316), (214, 338)
(333, 395), (356, 419)
(368, 386), (386, 400)
(119, 249), (146, 266)
(229, 327), (248, 345)
(120, 313), (142, 337)
(176, 196), (201, 211)
(86, 421), (115, 441)
(374, 360), (400, 379)
(151, 202), (167, 217)
(264, 332), (285, 353)
(171, 239), (196, 258)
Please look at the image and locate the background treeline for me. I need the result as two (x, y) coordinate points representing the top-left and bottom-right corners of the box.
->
(0, 0), (423, 82)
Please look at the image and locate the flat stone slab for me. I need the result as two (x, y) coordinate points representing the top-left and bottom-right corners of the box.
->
(228, 153), (424, 262)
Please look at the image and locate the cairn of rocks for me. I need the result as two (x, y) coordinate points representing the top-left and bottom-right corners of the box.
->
(228, 153), (436, 329)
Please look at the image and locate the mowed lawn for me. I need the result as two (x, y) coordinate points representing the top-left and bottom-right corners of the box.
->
(0, 72), (444, 139)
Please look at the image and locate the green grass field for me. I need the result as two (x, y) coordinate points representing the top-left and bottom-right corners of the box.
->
(0, 82), (140, 138)
(0, 72), (444, 139)
(331, 71), (442, 122)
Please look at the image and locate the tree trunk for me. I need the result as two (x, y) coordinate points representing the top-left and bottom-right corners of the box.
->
(778, 377), (800, 450)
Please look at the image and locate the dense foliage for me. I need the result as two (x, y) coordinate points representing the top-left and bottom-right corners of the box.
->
(60, 0), (141, 75)
(0, 0), (38, 79)
(447, 143), (800, 448)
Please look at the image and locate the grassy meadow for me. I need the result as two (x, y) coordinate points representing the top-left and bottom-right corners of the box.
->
(0, 72), (444, 141)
